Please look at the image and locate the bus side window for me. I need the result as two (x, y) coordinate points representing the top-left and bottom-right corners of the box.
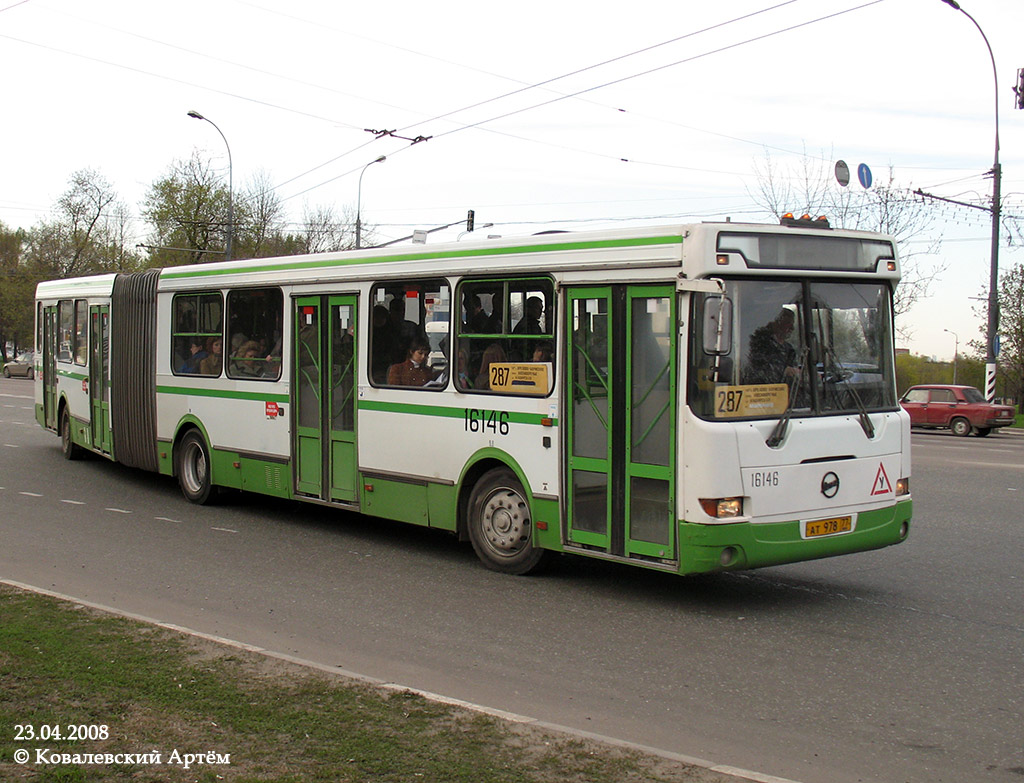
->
(226, 288), (284, 381)
(456, 278), (555, 395)
(171, 293), (223, 376)
(73, 300), (88, 365)
(57, 300), (74, 363)
(369, 280), (450, 389)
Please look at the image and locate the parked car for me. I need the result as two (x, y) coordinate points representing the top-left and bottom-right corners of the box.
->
(2, 351), (35, 379)
(900, 384), (1016, 437)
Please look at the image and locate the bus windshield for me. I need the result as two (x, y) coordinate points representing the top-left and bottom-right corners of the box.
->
(689, 278), (897, 421)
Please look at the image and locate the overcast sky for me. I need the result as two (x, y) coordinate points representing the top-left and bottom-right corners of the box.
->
(2, 0), (1022, 361)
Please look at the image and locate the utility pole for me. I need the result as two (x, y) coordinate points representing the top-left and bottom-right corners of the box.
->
(938, 0), (1002, 401)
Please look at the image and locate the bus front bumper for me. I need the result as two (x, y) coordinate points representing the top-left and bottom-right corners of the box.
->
(677, 499), (912, 575)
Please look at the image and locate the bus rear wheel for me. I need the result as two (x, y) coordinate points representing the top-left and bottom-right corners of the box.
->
(176, 430), (217, 505)
(467, 468), (546, 575)
(60, 409), (82, 461)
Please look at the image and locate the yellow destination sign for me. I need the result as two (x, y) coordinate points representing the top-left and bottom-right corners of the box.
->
(713, 384), (788, 418)
(486, 363), (551, 395)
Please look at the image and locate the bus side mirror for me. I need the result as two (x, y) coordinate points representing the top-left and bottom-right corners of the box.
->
(702, 296), (733, 355)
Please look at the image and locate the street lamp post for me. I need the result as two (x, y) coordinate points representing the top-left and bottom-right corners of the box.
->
(944, 328), (960, 384)
(187, 110), (234, 262)
(355, 155), (386, 249)
(939, 0), (1000, 401)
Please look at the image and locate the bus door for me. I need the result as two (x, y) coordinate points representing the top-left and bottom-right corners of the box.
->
(89, 305), (112, 454)
(42, 305), (58, 430)
(293, 295), (358, 503)
(566, 285), (677, 561)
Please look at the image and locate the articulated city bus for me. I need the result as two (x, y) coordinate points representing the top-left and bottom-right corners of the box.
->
(34, 219), (911, 575)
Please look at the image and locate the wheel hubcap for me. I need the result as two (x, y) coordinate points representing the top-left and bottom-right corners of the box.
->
(481, 488), (531, 557)
(184, 444), (206, 493)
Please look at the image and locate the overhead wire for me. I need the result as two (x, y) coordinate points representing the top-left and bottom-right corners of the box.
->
(422, 0), (888, 144)
(282, 1), (892, 201)
(6, 0), (889, 209)
(0, 31), (367, 131)
(390, 0), (803, 133)
(7, 0), (926, 233)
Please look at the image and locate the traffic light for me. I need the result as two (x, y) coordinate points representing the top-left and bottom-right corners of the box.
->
(466, 209), (475, 232)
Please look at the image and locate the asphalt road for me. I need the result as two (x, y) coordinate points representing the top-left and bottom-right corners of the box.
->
(1, 375), (1022, 783)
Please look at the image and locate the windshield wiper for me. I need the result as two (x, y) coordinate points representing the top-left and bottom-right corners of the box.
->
(766, 345), (809, 448)
(823, 347), (875, 439)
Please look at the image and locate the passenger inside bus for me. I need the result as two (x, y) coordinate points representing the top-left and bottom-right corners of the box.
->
(178, 338), (209, 374)
(463, 293), (491, 334)
(474, 342), (507, 390)
(199, 337), (223, 376)
(743, 309), (800, 385)
(387, 339), (441, 386)
(231, 340), (264, 378)
(532, 342), (553, 362)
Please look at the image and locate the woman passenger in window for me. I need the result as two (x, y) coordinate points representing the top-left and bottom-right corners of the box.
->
(473, 342), (507, 390)
(200, 337), (223, 376)
(387, 339), (439, 387)
(532, 342), (554, 362)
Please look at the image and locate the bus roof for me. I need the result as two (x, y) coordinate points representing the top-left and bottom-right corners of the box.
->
(36, 221), (899, 297)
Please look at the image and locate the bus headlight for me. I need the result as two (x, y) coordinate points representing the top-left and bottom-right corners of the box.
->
(699, 497), (743, 518)
(896, 478), (910, 496)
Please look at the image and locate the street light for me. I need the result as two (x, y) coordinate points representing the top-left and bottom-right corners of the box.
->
(187, 110), (234, 262)
(944, 328), (959, 384)
(939, 0), (1000, 401)
(355, 155), (386, 249)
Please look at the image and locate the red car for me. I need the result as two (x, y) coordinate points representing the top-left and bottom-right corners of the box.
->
(900, 384), (1016, 437)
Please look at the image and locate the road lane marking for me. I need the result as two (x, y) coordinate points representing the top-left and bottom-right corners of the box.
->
(105, 508), (132, 514)
(19, 491), (42, 497)
(60, 499), (86, 505)
(211, 527), (238, 534)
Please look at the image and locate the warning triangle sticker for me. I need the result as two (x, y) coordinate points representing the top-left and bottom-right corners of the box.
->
(871, 463), (893, 496)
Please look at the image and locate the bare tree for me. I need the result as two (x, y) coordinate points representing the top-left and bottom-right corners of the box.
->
(26, 168), (140, 278)
(300, 203), (358, 254)
(236, 169), (288, 258)
(750, 150), (945, 331)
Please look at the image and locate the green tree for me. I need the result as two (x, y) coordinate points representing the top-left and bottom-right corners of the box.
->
(142, 151), (231, 267)
(0, 222), (36, 362)
(981, 263), (1024, 409)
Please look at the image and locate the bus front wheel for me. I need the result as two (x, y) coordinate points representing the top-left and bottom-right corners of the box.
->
(176, 430), (217, 505)
(467, 468), (546, 575)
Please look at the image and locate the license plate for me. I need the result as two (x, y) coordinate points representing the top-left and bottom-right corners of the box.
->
(804, 516), (853, 539)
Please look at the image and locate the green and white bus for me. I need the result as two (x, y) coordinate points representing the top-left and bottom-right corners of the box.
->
(34, 218), (911, 575)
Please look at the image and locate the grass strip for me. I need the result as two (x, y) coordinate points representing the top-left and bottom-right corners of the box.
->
(0, 585), (724, 782)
